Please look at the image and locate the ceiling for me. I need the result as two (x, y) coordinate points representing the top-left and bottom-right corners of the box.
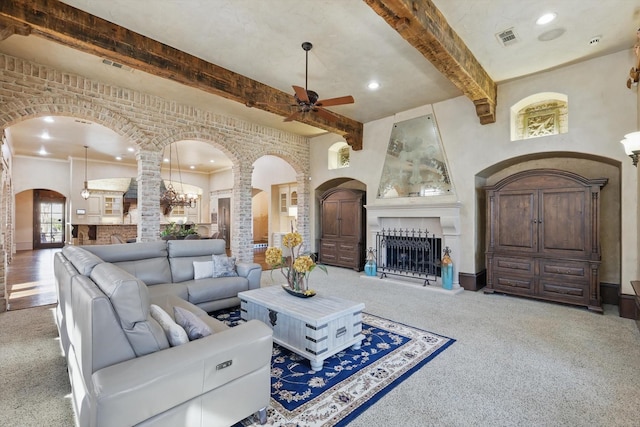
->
(1, 0), (639, 173)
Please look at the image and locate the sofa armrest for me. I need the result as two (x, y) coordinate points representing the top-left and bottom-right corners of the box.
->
(236, 262), (262, 290)
(91, 320), (272, 427)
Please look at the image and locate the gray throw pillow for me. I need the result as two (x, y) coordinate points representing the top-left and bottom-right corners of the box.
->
(212, 254), (238, 278)
(173, 306), (213, 340)
(150, 304), (189, 347)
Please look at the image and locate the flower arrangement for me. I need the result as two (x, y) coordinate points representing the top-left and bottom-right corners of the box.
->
(265, 231), (327, 297)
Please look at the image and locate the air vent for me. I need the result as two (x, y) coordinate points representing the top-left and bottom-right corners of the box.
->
(496, 28), (519, 46)
(74, 119), (92, 125)
(102, 59), (133, 72)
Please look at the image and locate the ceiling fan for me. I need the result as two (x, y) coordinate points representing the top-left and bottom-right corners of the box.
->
(252, 42), (355, 122)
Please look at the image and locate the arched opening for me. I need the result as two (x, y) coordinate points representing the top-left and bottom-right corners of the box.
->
(475, 152), (621, 302)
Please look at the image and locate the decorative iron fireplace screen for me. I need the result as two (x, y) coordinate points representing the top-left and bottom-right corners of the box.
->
(375, 228), (441, 286)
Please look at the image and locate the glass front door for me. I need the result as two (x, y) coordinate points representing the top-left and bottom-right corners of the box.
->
(34, 190), (65, 249)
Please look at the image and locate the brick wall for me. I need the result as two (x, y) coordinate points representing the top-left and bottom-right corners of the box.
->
(0, 53), (313, 268)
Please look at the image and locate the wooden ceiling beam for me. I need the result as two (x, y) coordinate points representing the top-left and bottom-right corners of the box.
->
(0, 0), (364, 149)
(364, 0), (497, 124)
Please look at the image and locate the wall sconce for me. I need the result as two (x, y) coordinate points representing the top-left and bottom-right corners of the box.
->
(621, 131), (640, 166)
(288, 206), (298, 232)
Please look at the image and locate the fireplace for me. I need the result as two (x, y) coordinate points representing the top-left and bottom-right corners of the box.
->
(365, 201), (462, 289)
(376, 228), (441, 285)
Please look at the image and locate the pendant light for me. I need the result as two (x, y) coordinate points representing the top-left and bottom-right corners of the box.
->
(80, 145), (91, 200)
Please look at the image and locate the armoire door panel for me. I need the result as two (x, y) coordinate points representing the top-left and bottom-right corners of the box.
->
(495, 191), (537, 252)
(338, 200), (360, 238)
(539, 188), (587, 254)
(321, 201), (340, 238)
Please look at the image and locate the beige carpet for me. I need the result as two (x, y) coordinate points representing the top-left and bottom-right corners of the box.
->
(0, 305), (74, 427)
(2, 267), (640, 426)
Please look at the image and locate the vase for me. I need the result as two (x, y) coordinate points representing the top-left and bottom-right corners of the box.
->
(282, 284), (316, 298)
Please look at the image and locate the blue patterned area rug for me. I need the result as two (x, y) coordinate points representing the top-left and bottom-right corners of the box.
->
(211, 308), (455, 427)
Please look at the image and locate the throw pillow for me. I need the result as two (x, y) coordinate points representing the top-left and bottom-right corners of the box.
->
(174, 306), (213, 340)
(149, 304), (189, 347)
(212, 254), (238, 278)
(193, 261), (214, 279)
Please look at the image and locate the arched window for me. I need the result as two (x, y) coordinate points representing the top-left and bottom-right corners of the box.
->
(510, 92), (568, 141)
(328, 141), (350, 170)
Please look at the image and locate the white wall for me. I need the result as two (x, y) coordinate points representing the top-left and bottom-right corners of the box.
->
(311, 49), (638, 294)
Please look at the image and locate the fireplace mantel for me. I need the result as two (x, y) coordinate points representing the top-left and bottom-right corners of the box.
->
(365, 201), (462, 288)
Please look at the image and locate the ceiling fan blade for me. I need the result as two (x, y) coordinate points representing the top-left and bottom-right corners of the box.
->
(316, 95), (355, 107)
(283, 110), (302, 122)
(292, 85), (309, 103)
(314, 107), (339, 122)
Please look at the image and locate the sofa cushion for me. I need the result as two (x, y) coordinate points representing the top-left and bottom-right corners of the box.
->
(212, 255), (238, 278)
(62, 245), (103, 276)
(173, 306), (213, 340)
(168, 239), (227, 283)
(83, 242), (172, 285)
(193, 261), (214, 279)
(90, 263), (169, 356)
(150, 304), (189, 346)
(186, 276), (250, 304)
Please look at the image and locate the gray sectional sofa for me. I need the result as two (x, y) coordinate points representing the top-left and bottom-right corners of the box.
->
(53, 239), (272, 427)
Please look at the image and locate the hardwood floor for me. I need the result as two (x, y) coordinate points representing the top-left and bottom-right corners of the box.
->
(6, 248), (59, 311)
(6, 247), (271, 311)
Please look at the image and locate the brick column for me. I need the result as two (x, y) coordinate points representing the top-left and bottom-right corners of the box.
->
(137, 149), (162, 242)
(296, 172), (311, 253)
(231, 162), (254, 263)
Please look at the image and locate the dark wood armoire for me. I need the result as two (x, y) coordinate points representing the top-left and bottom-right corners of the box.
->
(319, 188), (366, 271)
(484, 169), (607, 312)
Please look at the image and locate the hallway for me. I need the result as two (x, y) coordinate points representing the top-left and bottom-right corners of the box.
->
(6, 248), (59, 311)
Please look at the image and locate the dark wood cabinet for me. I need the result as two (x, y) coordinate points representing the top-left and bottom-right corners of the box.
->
(485, 169), (607, 312)
(319, 188), (365, 271)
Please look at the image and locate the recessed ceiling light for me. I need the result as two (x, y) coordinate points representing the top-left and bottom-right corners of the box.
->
(536, 12), (557, 26)
(40, 131), (50, 140)
(115, 156), (122, 161)
(209, 159), (215, 163)
(163, 158), (169, 162)
(38, 147), (47, 155)
(127, 147), (135, 152)
(43, 116), (54, 123)
(189, 165), (195, 169)
(367, 81), (380, 90)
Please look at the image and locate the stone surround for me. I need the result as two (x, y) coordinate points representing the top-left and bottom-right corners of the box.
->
(366, 201), (463, 289)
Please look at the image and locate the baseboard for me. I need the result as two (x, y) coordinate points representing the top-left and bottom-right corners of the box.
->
(459, 270), (486, 292)
(600, 282), (619, 305)
(618, 294), (637, 319)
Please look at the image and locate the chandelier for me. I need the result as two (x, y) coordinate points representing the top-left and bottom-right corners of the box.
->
(80, 145), (91, 200)
(161, 142), (197, 210)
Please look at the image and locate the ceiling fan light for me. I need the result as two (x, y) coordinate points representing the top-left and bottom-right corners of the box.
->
(367, 81), (380, 90)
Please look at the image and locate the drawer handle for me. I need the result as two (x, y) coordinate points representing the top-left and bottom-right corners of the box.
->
(268, 309), (278, 327)
(336, 327), (346, 338)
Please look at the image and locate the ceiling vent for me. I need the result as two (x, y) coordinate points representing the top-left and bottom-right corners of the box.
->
(102, 58), (133, 72)
(496, 28), (519, 47)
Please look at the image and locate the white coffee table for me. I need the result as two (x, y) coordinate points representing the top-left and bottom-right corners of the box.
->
(238, 286), (365, 371)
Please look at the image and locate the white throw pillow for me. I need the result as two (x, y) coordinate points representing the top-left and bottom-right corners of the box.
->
(174, 306), (213, 340)
(211, 254), (238, 278)
(193, 261), (214, 279)
(149, 304), (189, 347)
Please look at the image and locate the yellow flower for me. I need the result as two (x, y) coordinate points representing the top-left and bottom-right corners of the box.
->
(265, 247), (283, 266)
(293, 255), (314, 273)
(282, 232), (302, 248)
